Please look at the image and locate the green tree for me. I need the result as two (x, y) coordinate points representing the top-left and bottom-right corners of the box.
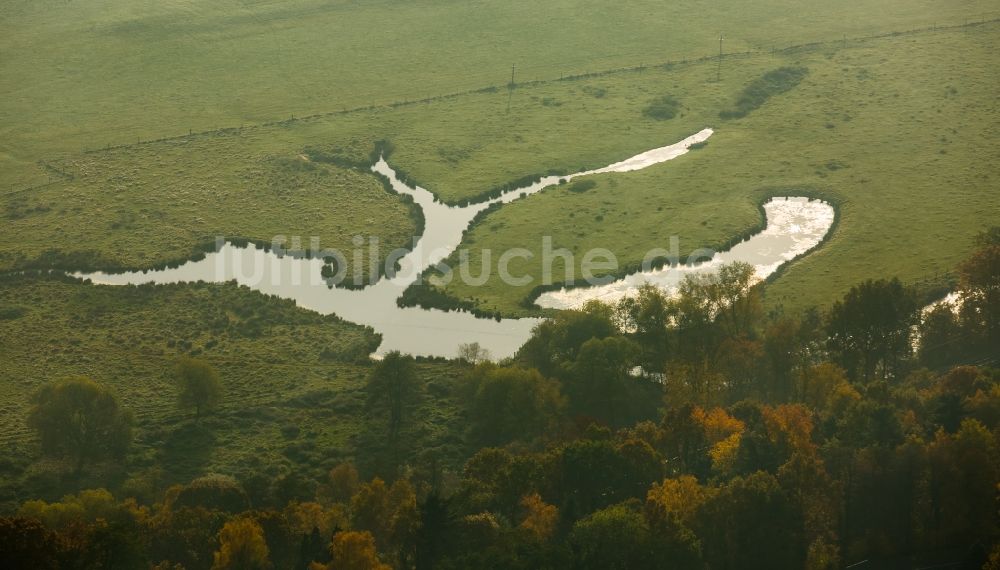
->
(566, 336), (639, 425)
(570, 502), (700, 570)
(174, 357), (223, 419)
(569, 503), (650, 570)
(659, 404), (711, 476)
(458, 448), (545, 519)
(671, 262), (762, 368)
(615, 284), (673, 371)
(414, 493), (453, 570)
(696, 471), (803, 569)
(71, 518), (150, 570)
(669, 267), (761, 402)
(27, 377), (133, 473)
(17, 488), (121, 529)
(464, 364), (565, 446)
(517, 301), (618, 378)
(715, 261), (764, 339)
(927, 418), (999, 544)
(715, 337), (764, 402)
(557, 438), (662, 518)
(835, 396), (903, 449)
(776, 453), (840, 563)
(797, 363), (858, 416)
(366, 352), (420, 453)
(826, 278), (918, 381)
(166, 474), (250, 514)
(763, 316), (805, 400)
(918, 302), (964, 369)
(457, 342), (492, 364)
(957, 227), (1000, 354)
(674, 273), (724, 365)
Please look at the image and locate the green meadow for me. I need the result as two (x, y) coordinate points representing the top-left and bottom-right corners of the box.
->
(0, 0), (997, 540)
(3, 0), (997, 188)
(1, 132), (421, 276)
(0, 276), (466, 506)
(404, 23), (1000, 314)
(1, 16), (996, 313)
(0, 0), (996, 438)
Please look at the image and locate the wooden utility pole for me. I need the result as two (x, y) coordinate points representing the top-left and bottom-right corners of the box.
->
(507, 63), (515, 114)
(717, 33), (724, 81)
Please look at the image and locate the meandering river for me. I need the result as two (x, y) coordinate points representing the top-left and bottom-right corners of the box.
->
(77, 129), (835, 359)
(535, 197), (835, 309)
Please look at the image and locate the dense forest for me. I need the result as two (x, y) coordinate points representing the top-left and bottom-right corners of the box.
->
(2, 228), (997, 569)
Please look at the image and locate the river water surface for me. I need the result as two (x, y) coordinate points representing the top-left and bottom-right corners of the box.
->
(77, 129), (835, 359)
(535, 197), (835, 309)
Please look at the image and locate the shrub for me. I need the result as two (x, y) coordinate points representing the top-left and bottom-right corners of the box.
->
(720, 66), (809, 119)
(643, 95), (681, 120)
(568, 179), (598, 193)
(168, 474), (249, 514)
(28, 377), (133, 472)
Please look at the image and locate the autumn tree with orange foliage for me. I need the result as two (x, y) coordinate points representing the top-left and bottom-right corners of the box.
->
(211, 517), (271, 570)
(518, 493), (558, 540)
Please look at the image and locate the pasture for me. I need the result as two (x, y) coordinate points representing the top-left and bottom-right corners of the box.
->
(405, 23), (1000, 314)
(0, 276), (466, 506)
(0, 0), (997, 522)
(3, 0), (996, 187)
(1, 16), (996, 313)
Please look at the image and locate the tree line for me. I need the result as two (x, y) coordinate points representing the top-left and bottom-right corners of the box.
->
(2, 227), (997, 569)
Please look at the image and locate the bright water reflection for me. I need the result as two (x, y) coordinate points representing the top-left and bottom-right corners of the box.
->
(74, 129), (832, 359)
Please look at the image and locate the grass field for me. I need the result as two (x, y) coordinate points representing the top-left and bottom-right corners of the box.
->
(2, 19), (996, 311)
(2, 0), (997, 189)
(407, 23), (1000, 314)
(0, 0), (997, 517)
(0, 276), (465, 506)
(1, 128), (421, 278)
